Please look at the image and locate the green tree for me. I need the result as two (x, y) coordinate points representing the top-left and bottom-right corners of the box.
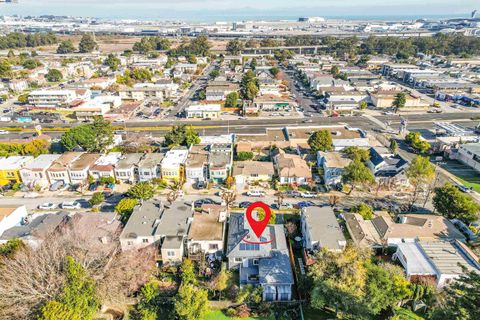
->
(78, 34), (97, 53)
(240, 70), (258, 100)
(22, 59), (40, 70)
(180, 258), (197, 285)
(104, 53), (121, 71)
(132, 68), (152, 82)
(433, 270), (480, 320)
(235, 151), (254, 161)
(164, 125), (200, 148)
(256, 207), (276, 224)
(270, 67), (280, 78)
(57, 40), (76, 54)
(60, 116), (113, 152)
(342, 159), (376, 193)
(0, 238), (25, 259)
(225, 91), (239, 108)
(88, 192), (104, 207)
(351, 203), (374, 220)
(308, 130), (333, 153)
(392, 92), (407, 112)
(38, 256), (99, 320)
(0, 60), (12, 77)
(405, 132), (430, 154)
(343, 146), (370, 162)
(390, 139), (398, 155)
(209, 69), (220, 79)
(433, 183), (480, 223)
(330, 65), (340, 77)
(174, 284), (209, 320)
(405, 156), (436, 207)
(226, 39), (244, 55)
(45, 69), (63, 82)
(359, 101), (368, 110)
(114, 198), (138, 221)
(127, 182), (155, 201)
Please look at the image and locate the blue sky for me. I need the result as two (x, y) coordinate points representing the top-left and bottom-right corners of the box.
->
(0, 0), (476, 20)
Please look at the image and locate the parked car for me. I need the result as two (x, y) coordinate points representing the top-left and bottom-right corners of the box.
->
(247, 190), (265, 197)
(0, 130), (9, 135)
(49, 181), (65, 192)
(456, 185), (473, 193)
(38, 203), (57, 210)
(285, 191), (302, 198)
(239, 201), (252, 209)
(60, 201), (81, 210)
(296, 201), (315, 209)
(451, 219), (478, 241)
(301, 191), (317, 198)
(195, 181), (207, 189)
(194, 198), (218, 208)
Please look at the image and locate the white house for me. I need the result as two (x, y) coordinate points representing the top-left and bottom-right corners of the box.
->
(19, 154), (61, 189)
(138, 153), (164, 182)
(0, 206), (28, 237)
(28, 90), (77, 108)
(114, 153), (144, 184)
(185, 104), (221, 119)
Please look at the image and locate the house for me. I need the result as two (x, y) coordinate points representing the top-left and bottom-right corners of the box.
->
(73, 96), (121, 121)
(0, 156), (34, 186)
(120, 201), (164, 251)
(457, 143), (480, 173)
(0, 212), (69, 247)
(317, 151), (352, 188)
(301, 206), (346, 252)
(393, 240), (480, 287)
(185, 145), (209, 184)
(366, 147), (409, 186)
(119, 84), (171, 101)
(68, 153), (101, 186)
(185, 104), (221, 119)
(175, 63), (197, 73)
(46, 152), (83, 186)
(0, 205), (28, 238)
(345, 213), (466, 248)
(232, 161), (275, 188)
(187, 204), (227, 260)
(138, 153), (164, 182)
(273, 150), (311, 185)
(161, 148), (188, 182)
(114, 153), (144, 184)
(68, 212), (121, 244)
(28, 89), (77, 108)
(19, 154), (61, 189)
(226, 213), (294, 301)
(208, 144), (233, 184)
(89, 152), (122, 181)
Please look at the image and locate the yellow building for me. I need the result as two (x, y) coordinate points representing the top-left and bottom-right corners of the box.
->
(0, 156), (34, 186)
(161, 148), (189, 182)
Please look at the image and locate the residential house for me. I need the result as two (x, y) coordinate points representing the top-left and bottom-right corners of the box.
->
(345, 213), (466, 248)
(273, 150), (312, 185)
(175, 63), (197, 73)
(185, 104), (221, 119)
(89, 152), (122, 181)
(161, 148), (188, 182)
(185, 145), (209, 184)
(119, 84), (170, 101)
(187, 204), (227, 260)
(366, 147), (409, 187)
(208, 144), (233, 184)
(68, 153), (101, 186)
(19, 154), (61, 189)
(317, 151), (352, 188)
(226, 213), (294, 301)
(232, 161), (275, 189)
(28, 89), (77, 108)
(0, 205), (28, 238)
(0, 156), (34, 186)
(393, 240), (480, 287)
(138, 153), (164, 182)
(301, 206), (346, 252)
(0, 212), (69, 247)
(114, 153), (144, 184)
(46, 152), (83, 186)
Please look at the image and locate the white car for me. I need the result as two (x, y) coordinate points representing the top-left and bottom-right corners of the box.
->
(0, 130), (9, 135)
(247, 190), (265, 197)
(60, 201), (81, 210)
(301, 192), (317, 198)
(38, 203), (57, 210)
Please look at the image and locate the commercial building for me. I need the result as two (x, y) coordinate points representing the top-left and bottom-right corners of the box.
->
(185, 104), (221, 119)
(28, 90), (77, 108)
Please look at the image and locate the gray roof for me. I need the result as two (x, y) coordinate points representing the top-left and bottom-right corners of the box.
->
(259, 251), (294, 285)
(154, 201), (193, 238)
(209, 151), (232, 167)
(303, 206), (346, 251)
(23, 154), (61, 170)
(116, 153), (145, 170)
(420, 240), (480, 275)
(0, 212), (68, 241)
(461, 143), (480, 156)
(138, 153), (164, 168)
(120, 202), (163, 239)
(162, 235), (184, 249)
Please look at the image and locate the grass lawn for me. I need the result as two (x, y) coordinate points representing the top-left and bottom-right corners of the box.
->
(457, 177), (480, 193)
(202, 310), (274, 320)
(441, 160), (480, 192)
(303, 307), (336, 320)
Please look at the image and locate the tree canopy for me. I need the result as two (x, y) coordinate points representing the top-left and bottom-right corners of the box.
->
(343, 146), (370, 162)
(57, 40), (76, 54)
(45, 69), (63, 82)
(104, 54), (121, 71)
(60, 116), (114, 152)
(78, 34), (97, 53)
(342, 159), (375, 192)
(308, 130), (333, 153)
(127, 182), (155, 201)
(226, 39), (245, 55)
(405, 132), (431, 154)
(240, 70), (259, 101)
(392, 92), (407, 112)
(433, 183), (480, 223)
(164, 125), (200, 149)
(351, 203), (374, 220)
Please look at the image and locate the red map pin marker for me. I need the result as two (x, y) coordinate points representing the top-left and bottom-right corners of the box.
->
(245, 202), (271, 238)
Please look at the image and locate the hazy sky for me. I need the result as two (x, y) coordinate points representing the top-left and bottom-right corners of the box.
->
(0, 0), (476, 20)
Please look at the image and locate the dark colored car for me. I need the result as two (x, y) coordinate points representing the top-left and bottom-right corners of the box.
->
(239, 201), (252, 209)
(194, 198), (218, 208)
(296, 201), (315, 209)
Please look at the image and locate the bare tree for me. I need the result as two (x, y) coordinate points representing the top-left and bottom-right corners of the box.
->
(221, 190), (237, 213)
